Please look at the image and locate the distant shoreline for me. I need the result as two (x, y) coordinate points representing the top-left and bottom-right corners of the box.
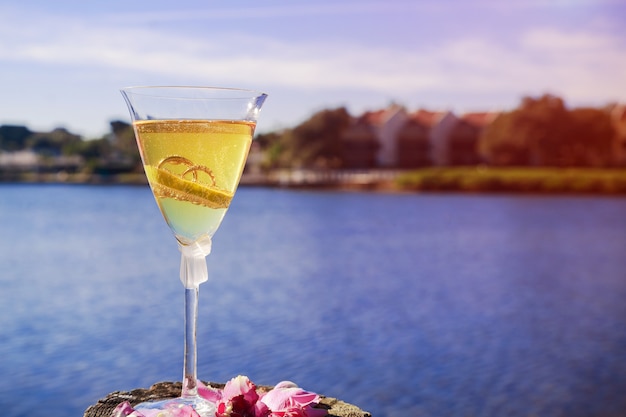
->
(3, 167), (626, 195)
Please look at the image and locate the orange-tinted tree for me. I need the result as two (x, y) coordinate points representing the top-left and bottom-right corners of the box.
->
(480, 94), (616, 167)
(565, 108), (615, 166)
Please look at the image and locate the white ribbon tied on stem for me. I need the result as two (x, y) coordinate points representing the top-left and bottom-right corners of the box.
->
(178, 237), (212, 289)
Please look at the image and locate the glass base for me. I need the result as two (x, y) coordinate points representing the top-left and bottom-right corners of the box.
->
(134, 396), (216, 417)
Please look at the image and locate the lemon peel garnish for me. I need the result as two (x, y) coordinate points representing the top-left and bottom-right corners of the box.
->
(145, 165), (233, 209)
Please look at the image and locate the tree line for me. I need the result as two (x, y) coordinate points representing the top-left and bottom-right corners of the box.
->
(0, 122), (140, 174)
(0, 93), (622, 177)
(256, 94), (620, 169)
(479, 94), (617, 167)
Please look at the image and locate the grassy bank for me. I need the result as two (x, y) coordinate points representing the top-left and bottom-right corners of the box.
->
(5, 167), (626, 195)
(395, 167), (626, 195)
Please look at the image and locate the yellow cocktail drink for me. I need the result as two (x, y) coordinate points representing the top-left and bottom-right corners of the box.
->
(134, 119), (255, 244)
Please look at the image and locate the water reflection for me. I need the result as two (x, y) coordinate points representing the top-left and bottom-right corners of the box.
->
(0, 186), (625, 417)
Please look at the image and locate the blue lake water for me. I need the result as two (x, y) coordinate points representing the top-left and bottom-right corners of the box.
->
(0, 184), (625, 417)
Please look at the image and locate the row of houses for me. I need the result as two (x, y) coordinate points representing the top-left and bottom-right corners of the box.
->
(340, 105), (498, 169)
(4, 103), (626, 174)
(339, 104), (626, 169)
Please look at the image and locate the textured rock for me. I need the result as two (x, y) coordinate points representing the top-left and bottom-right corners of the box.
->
(84, 381), (371, 417)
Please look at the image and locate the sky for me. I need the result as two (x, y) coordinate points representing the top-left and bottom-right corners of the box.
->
(0, 0), (625, 138)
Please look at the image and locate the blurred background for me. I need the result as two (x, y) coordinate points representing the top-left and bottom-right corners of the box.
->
(1, 0), (624, 138)
(1, 1), (626, 417)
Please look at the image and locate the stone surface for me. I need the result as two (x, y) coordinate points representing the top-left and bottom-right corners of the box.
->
(84, 381), (372, 417)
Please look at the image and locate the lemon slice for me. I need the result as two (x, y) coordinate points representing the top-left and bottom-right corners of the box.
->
(144, 165), (233, 209)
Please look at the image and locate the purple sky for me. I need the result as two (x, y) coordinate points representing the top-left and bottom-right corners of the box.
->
(0, 0), (625, 138)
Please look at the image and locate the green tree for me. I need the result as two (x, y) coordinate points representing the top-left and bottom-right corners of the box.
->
(254, 131), (283, 169)
(74, 138), (111, 163)
(0, 125), (33, 151)
(515, 94), (570, 165)
(277, 107), (351, 168)
(28, 128), (82, 157)
(479, 112), (530, 165)
(109, 120), (140, 164)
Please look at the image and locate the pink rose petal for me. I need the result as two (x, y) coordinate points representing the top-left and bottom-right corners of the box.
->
(112, 401), (143, 417)
(197, 380), (222, 402)
(260, 384), (325, 417)
(109, 376), (325, 417)
(216, 375), (261, 417)
(273, 381), (298, 389)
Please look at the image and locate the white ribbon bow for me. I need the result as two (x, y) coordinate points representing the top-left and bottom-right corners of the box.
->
(178, 237), (212, 288)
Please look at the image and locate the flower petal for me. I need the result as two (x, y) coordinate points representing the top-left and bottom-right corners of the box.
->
(112, 402), (143, 417)
(223, 375), (256, 399)
(197, 380), (222, 402)
(274, 381), (298, 390)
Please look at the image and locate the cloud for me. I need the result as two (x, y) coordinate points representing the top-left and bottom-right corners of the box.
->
(408, 27), (626, 104)
(0, 1), (624, 137)
(523, 28), (614, 50)
(516, 28), (626, 100)
(0, 5), (625, 109)
(0, 8), (434, 92)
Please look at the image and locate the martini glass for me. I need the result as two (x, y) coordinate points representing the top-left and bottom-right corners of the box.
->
(120, 86), (267, 416)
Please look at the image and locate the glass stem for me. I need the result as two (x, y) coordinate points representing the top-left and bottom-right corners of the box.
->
(182, 286), (199, 398)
